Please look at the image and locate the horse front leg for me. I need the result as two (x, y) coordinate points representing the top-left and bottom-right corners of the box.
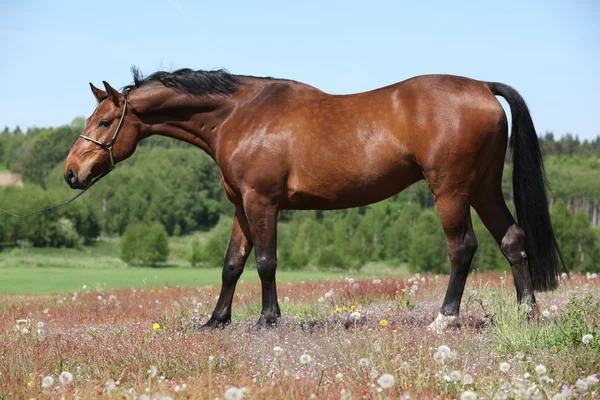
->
(201, 207), (253, 329)
(243, 194), (280, 328)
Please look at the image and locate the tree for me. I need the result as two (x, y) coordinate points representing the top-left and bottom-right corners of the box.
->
(408, 210), (448, 273)
(120, 222), (169, 265)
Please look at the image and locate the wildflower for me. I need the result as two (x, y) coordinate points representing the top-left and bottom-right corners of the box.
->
(379, 319), (389, 327)
(462, 374), (473, 385)
(542, 310), (550, 318)
(437, 345), (451, 357)
(575, 379), (588, 391)
(27, 380), (33, 387)
(208, 355), (215, 363)
(524, 373), (531, 379)
(377, 373), (395, 389)
(449, 371), (461, 382)
(273, 346), (284, 356)
(460, 390), (477, 400)
(358, 358), (369, 367)
(336, 373), (343, 380)
(586, 375), (599, 385)
(324, 290), (334, 299)
(582, 334), (594, 344)
(37, 321), (45, 329)
(299, 354), (313, 365)
(372, 279), (381, 284)
(41, 376), (54, 388)
(535, 365), (547, 375)
(369, 368), (379, 379)
(153, 323), (161, 331)
(148, 365), (158, 378)
(550, 305), (558, 312)
(499, 362), (511, 373)
(340, 389), (352, 400)
(225, 387), (244, 400)
(59, 371), (73, 385)
(318, 297), (325, 302)
(350, 312), (361, 320)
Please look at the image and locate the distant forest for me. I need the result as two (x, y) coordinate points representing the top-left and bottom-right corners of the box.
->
(1, 120), (599, 273)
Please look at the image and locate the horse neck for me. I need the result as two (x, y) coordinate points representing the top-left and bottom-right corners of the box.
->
(130, 87), (236, 159)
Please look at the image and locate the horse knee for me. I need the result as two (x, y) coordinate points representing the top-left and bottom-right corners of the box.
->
(222, 258), (244, 285)
(501, 224), (525, 263)
(256, 255), (277, 280)
(450, 232), (478, 266)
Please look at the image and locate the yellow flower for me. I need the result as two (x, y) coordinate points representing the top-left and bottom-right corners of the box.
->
(342, 306), (348, 311)
(379, 319), (389, 327)
(335, 307), (343, 313)
(351, 305), (356, 310)
(153, 323), (161, 331)
(27, 380), (34, 387)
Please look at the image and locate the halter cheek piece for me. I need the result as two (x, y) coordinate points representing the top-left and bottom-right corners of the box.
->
(79, 98), (128, 172)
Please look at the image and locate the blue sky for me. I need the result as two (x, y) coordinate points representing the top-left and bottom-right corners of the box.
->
(1, 0), (598, 139)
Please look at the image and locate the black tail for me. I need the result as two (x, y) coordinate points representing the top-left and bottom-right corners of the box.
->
(488, 82), (566, 291)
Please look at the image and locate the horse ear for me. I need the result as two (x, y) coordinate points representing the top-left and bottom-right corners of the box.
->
(89, 83), (107, 103)
(102, 81), (124, 107)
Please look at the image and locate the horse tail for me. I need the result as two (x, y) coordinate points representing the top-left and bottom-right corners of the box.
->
(487, 82), (565, 291)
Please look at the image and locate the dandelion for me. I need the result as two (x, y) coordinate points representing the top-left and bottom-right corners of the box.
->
(377, 373), (395, 389)
(59, 371), (73, 385)
(225, 387), (244, 400)
(379, 319), (389, 327)
(499, 362), (511, 373)
(542, 310), (550, 318)
(335, 373), (343, 380)
(535, 365), (547, 375)
(148, 365), (158, 378)
(372, 279), (381, 284)
(273, 346), (284, 357)
(41, 376), (54, 388)
(524, 373), (531, 379)
(27, 380), (33, 387)
(358, 358), (369, 367)
(550, 305), (558, 312)
(582, 334), (594, 344)
(449, 371), (461, 382)
(37, 321), (45, 329)
(350, 311), (361, 320)
(575, 379), (588, 391)
(318, 297), (325, 302)
(105, 379), (117, 391)
(299, 354), (313, 365)
(208, 355), (215, 363)
(586, 375), (599, 385)
(153, 323), (161, 331)
(460, 390), (477, 400)
(462, 374), (473, 385)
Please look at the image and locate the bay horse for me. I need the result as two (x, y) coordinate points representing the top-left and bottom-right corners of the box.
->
(64, 68), (564, 331)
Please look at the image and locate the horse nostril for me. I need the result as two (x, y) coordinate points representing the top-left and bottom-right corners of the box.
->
(66, 169), (77, 185)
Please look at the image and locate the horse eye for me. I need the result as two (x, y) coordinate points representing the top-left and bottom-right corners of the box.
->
(98, 119), (111, 128)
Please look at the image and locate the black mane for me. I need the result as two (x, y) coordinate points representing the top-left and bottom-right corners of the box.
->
(122, 67), (243, 97)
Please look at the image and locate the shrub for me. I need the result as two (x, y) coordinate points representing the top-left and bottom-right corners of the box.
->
(189, 216), (233, 267)
(53, 218), (83, 248)
(120, 222), (169, 265)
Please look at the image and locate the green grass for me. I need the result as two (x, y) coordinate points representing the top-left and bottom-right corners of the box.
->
(0, 237), (392, 294)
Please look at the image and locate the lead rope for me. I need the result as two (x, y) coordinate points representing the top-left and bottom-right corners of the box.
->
(0, 99), (127, 218)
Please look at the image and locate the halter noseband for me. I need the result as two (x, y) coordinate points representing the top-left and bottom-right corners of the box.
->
(79, 98), (128, 171)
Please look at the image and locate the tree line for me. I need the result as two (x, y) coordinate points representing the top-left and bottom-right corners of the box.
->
(0, 120), (599, 272)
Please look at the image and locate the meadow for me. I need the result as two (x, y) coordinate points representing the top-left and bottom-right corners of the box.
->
(1, 270), (598, 399)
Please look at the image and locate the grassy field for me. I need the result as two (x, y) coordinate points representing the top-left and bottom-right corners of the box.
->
(0, 238), (403, 294)
(1, 272), (598, 399)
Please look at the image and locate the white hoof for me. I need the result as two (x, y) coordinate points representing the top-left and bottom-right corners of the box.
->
(428, 313), (459, 333)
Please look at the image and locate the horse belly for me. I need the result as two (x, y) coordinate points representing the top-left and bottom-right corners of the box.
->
(284, 149), (422, 210)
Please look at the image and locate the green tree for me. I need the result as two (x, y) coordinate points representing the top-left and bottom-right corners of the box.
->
(408, 210), (448, 273)
(120, 222), (169, 265)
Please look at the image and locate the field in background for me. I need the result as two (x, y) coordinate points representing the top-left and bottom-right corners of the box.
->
(0, 237), (408, 294)
(1, 273), (598, 399)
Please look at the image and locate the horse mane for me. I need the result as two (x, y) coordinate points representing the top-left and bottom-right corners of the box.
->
(122, 67), (244, 97)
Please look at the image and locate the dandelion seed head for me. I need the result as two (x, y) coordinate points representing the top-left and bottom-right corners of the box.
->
(358, 358), (369, 367)
(449, 370), (461, 382)
(582, 334), (594, 344)
(460, 390), (477, 400)
(148, 365), (158, 378)
(575, 379), (588, 391)
(225, 386), (244, 400)
(41, 376), (53, 388)
(377, 373), (395, 389)
(273, 346), (284, 357)
(299, 353), (312, 365)
(350, 312), (361, 320)
(585, 375), (599, 385)
(462, 374), (473, 385)
(535, 365), (547, 375)
(542, 310), (550, 318)
(499, 362), (511, 373)
(58, 371), (73, 385)
(550, 305), (558, 312)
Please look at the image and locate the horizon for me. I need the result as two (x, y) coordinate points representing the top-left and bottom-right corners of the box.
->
(1, 0), (599, 140)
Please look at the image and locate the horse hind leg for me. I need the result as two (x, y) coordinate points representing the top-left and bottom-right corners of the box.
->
(428, 193), (478, 333)
(472, 190), (537, 315)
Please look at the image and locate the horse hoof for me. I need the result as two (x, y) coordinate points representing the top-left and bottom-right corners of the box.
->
(199, 319), (229, 331)
(253, 315), (280, 330)
(428, 313), (459, 333)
